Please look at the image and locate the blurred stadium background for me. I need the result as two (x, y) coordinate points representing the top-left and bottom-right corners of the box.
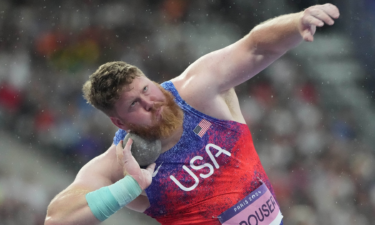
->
(0, 0), (374, 224)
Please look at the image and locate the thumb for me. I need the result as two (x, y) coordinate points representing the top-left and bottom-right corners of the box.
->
(303, 30), (314, 42)
(146, 163), (156, 174)
(122, 138), (133, 164)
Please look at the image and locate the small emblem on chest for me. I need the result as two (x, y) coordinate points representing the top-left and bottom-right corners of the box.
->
(193, 119), (211, 137)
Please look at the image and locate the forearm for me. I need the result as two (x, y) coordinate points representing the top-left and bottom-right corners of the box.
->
(45, 189), (100, 225)
(248, 12), (303, 54)
(46, 175), (144, 225)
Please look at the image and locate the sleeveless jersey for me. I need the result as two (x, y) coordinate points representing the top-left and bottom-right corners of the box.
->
(113, 81), (282, 225)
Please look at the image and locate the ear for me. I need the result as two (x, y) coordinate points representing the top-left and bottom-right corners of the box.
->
(110, 117), (129, 130)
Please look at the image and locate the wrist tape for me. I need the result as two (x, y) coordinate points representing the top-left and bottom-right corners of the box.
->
(85, 176), (142, 221)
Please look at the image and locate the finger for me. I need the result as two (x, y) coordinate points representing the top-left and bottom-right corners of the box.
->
(146, 163), (156, 174)
(116, 141), (124, 165)
(305, 8), (334, 26)
(321, 3), (340, 19)
(116, 140), (124, 153)
(302, 30), (314, 42)
(313, 10), (335, 25)
(122, 138), (133, 164)
(122, 139), (133, 176)
(304, 15), (324, 27)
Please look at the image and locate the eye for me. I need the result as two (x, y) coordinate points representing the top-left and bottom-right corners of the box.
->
(130, 100), (138, 107)
(143, 86), (148, 92)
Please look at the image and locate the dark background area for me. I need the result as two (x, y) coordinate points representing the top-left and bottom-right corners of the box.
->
(0, 1), (374, 224)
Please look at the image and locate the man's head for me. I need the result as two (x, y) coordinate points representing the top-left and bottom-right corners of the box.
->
(82, 61), (143, 116)
(83, 61), (183, 140)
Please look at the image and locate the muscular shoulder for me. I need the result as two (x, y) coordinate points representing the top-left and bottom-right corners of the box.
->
(171, 74), (245, 123)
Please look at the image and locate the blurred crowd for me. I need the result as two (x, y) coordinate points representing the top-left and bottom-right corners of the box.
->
(0, 168), (48, 225)
(0, 0), (374, 225)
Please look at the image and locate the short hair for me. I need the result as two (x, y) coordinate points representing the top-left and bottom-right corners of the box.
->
(82, 61), (144, 116)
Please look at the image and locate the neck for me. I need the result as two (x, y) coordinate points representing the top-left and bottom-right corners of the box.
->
(160, 125), (183, 153)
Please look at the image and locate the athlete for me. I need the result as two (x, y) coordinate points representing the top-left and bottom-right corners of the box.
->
(45, 4), (340, 225)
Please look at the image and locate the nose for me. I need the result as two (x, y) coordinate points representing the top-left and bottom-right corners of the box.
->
(140, 96), (154, 111)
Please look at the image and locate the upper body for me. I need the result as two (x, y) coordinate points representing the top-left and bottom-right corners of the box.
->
(112, 81), (278, 224)
(45, 4), (339, 225)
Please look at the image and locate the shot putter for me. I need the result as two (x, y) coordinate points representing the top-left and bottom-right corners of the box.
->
(123, 133), (162, 167)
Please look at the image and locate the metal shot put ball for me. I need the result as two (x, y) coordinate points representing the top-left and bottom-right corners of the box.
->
(123, 133), (162, 167)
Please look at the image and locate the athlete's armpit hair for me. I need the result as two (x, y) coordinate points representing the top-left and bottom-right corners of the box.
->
(82, 61), (144, 116)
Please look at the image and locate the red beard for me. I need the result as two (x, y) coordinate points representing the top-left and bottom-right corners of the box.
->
(126, 82), (183, 140)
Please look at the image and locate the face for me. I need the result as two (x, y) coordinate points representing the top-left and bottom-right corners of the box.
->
(111, 76), (183, 140)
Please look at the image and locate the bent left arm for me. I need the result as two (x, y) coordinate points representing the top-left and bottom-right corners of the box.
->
(183, 4), (340, 93)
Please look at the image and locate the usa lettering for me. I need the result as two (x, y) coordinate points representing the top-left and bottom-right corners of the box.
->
(170, 143), (231, 191)
(239, 196), (277, 225)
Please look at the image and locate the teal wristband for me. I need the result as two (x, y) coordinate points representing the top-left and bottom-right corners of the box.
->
(85, 176), (142, 221)
(108, 176), (142, 207)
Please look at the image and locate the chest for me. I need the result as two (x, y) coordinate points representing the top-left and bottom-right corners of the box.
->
(144, 119), (264, 212)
